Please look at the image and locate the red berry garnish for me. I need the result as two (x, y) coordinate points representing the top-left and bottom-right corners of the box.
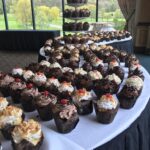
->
(27, 83), (33, 89)
(60, 99), (68, 105)
(15, 78), (21, 82)
(105, 94), (113, 99)
(43, 91), (49, 96)
(78, 89), (85, 94)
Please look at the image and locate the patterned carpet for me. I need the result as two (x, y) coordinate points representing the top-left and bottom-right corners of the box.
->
(0, 50), (149, 73)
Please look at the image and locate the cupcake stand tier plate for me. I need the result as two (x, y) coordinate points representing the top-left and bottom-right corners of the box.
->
(1, 66), (150, 150)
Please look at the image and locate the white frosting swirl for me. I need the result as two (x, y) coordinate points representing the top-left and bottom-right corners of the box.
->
(74, 68), (87, 76)
(109, 61), (119, 69)
(40, 60), (51, 67)
(46, 77), (60, 87)
(0, 97), (8, 111)
(88, 70), (103, 80)
(61, 67), (73, 73)
(12, 68), (23, 76)
(91, 57), (104, 67)
(58, 82), (74, 93)
(33, 73), (47, 86)
(23, 70), (34, 81)
(125, 76), (143, 90)
(50, 62), (62, 69)
(105, 73), (121, 85)
(72, 89), (93, 102)
(130, 64), (141, 71)
(97, 94), (118, 110)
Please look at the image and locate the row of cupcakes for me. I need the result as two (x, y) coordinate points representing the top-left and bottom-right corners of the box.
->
(0, 97), (43, 150)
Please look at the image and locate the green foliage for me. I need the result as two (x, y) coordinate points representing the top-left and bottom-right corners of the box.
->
(14, 0), (32, 29)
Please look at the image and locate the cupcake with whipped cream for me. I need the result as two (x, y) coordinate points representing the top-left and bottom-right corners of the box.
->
(45, 77), (60, 95)
(12, 67), (24, 79)
(35, 91), (57, 121)
(90, 56), (104, 68)
(88, 70), (103, 82)
(10, 78), (26, 103)
(94, 94), (119, 124)
(0, 105), (24, 139)
(20, 83), (39, 112)
(58, 81), (74, 99)
(39, 60), (51, 73)
(117, 75), (144, 109)
(72, 88), (94, 115)
(119, 50), (128, 62)
(53, 99), (79, 133)
(11, 119), (43, 150)
(108, 60), (124, 80)
(23, 70), (34, 83)
(0, 97), (9, 112)
(32, 72), (47, 91)
(0, 74), (14, 97)
(128, 63), (144, 80)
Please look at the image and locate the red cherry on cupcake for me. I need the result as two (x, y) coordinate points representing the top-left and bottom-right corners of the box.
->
(15, 78), (21, 82)
(43, 91), (49, 96)
(105, 93), (113, 99)
(27, 83), (33, 89)
(60, 99), (69, 105)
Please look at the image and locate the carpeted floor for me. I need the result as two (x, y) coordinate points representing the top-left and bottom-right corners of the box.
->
(0, 50), (149, 73)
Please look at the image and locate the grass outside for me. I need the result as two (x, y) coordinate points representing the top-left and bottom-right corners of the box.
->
(0, 13), (125, 30)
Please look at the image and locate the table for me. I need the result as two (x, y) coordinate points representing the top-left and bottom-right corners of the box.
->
(38, 36), (133, 62)
(1, 66), (150, 150)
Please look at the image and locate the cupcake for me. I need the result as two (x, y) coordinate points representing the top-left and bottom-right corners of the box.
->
(25, 63), (40, 73)
(0, 106), (24, 139)
(11, 119), (43, 150)
(23, 70), (34, 83)
(88, 70), (103, 82)
(119, 50), (128, 62)
(0, 97), (9, 112)
(117, 76), (144, 109)
(58, 82), (74, 99)
(83, 22), (90, 31)
(10, 78), (26, 103)
(12, 67), (24, 79)
(94, 79), (114, 97)
(35, 91), (57, 121)
(90, 56), (104, 69)
(20, 83), (39, 112)
(94, 94), (119, 124)
(53, 99), (79, 133)
(0, 74), (14, 97)
(32, 72), (47, 91)
(108, 60), (124, 80)
(82, 62), (93, 72)
(72, 88), (94, 115)
(39, 60), (51, 73)
(45, 77), (60, 95)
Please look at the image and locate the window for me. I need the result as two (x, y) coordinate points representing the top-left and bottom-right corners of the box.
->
(98, 0), (125, 30)
(6, 0), (33, 29)
(34, 0), (62, 30)
(0, 0), (5, 30)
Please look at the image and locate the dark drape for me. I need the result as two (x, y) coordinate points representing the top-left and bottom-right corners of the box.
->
(95, 99), (150, 150)
(0, 30), (60, 52)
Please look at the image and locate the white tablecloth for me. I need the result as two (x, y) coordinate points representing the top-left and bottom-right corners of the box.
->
(1, 66), (150, 150)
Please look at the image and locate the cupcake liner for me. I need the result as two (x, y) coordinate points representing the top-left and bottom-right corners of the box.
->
(10, 89), (22, 103)
(11, 134), (44, 150)
(21, 95), (35, 112)
(0, 86), (11, 97)
(53, 112), (79, 133)
(94, 103), (119, 124)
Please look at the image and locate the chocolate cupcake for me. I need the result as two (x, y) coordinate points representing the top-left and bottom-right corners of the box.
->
(72, 88), (94, 115)
(90, 56), (104, 69)
(0, 106), (24, 139)
(0, 97), (9, 112)
(10, 78), (26, 103)
(20, 83), (39, 112)
(39, 60), (51, 73)
(94, 94), (119, 124)
(0, 74), (14, 97)
(26, 63), (40, 73)
(23, 70), (35, 83)
(83, 22), (90, 31)
(11, 67), (24, 79)
(117, 76), (144, 109)
(119, 50), (128, 62)
(32, 72), (47, 91)
(35, 91), (57, 121)
(53, 99), (79, 133)
(58, 82), (74, 99)
(45, 77), (60, 95)
(82, 62), (93, 72)
(11, 119), (43, 150)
